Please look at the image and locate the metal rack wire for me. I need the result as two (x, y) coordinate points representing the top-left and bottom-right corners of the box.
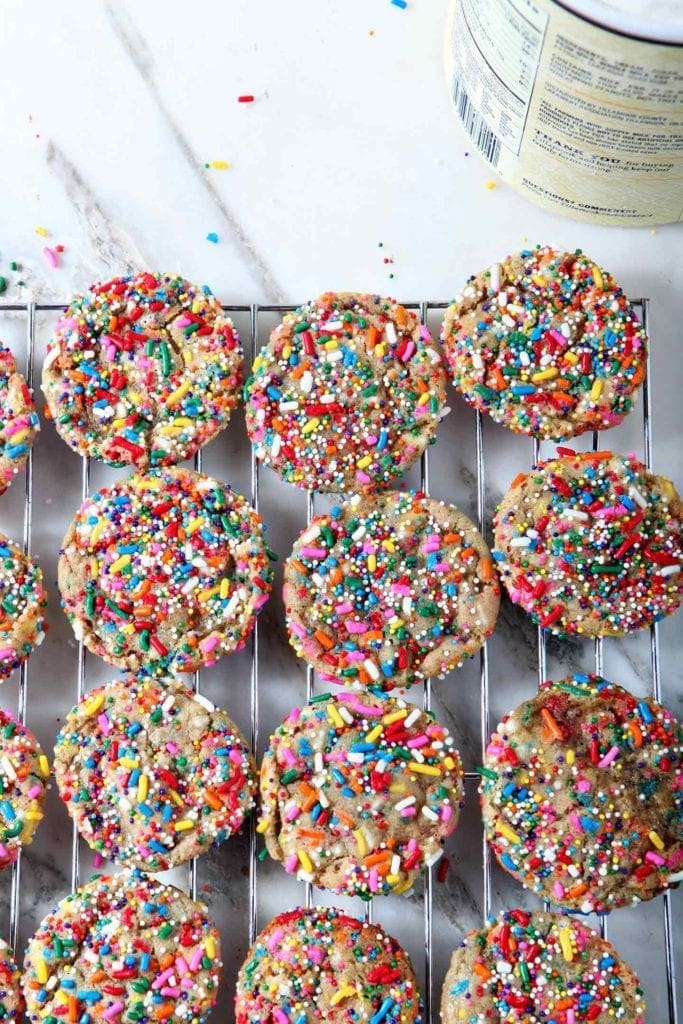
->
(1, 298), (679, 1023)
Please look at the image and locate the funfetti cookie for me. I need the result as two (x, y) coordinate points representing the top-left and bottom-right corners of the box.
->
(441, 909), (646, 1024)
(245, 291), (447, 492)
(43, 272), (242, 469)
(54, 676), (256, 871)
(0, 342), (39, 497)
(22, 873), (222, 1024)
(58, 467), (273, 673)
(236, 906), (423, 1024)
(493, 451), (683, 637)
(441, 245), (647, 440)
(0, 709), (48, 869)
(259, 692), (463, 897)
(0, 534), (47, 682)
(481, 675), (683, 914)
(284, 490), (500, 690)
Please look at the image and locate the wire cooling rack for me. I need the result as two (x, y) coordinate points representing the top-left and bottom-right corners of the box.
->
(0, 298), (679, 1023)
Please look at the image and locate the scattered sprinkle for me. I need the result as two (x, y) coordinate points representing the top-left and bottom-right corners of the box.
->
(206, 232), (219, 243)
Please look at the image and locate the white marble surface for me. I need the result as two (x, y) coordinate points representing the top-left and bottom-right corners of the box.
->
(0, 1), (681, 1021)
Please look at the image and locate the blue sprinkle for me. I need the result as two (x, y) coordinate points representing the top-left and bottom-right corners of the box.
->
(501, 853), (517, 871)
(580, 815), (600, 833)
(206, 232), (219, 243)
(511, 384), (535, 395)
(492, 550), (506, 562)
(371, 998), (395, 1024)
(638, 700), (654, 723)
(266, 385), (282, 401)
(376, 429), (389, 450)
(331, 768), (346, 784)
(137, 803), (154, 818)
(341, 786), (355, 798)
(450, 981), (469, 996)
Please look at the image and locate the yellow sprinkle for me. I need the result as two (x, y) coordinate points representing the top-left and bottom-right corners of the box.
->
(298, 849), (313, 873)
(353, 829), (367, 856)
(324, 339), (338, 350)
(198, 585), (220, 602)
(592, 265), (604, 289)
(374, 344), (386, 358)
(559, 927), (574, 962)
(39, 755), (50, 777)
(327, 703), (344, 728)
(89, 558), (100, 577)
(205, 937), (216, 959)
(127, 390), (142, 406)
(485, 180), (496, 190)
(444, 756), (456, 771)
(170, 789), (184, 807)
(174, 819), (195, 832)
(121, 623), (136, 635)
(55, 989), (70, 1006)
(112, 418), (127, 429)
(83, 692), (105, 716)
(563, 351), (579, 365)
(159, 425), (184, 436)
(36, 958), (48, 984)
(532, 275), (546, 286)
(35, 226), (49, 237)
(382, 539), (395, 553)
(392, 877), (413, 894)
(171, 417), (193, 427)
(187, 516), (205, 534)
(109, 554), (131, 574)
(417, 392), (431, 406)
(330, 986), (356, 1006)
(256, 818), (270, 834)
(383, 709), (408, 725)
(119, 757), (140, 769)
(208, 160), (230, 170)
(252, 355), (264, 373)
(388, 617), (404, 633)
(590, 378), (604, 401)
(166, 381), (191, 406)
(566, 749), (575, 765)
(367, 553), (377, 571)
(649, 830), (665, 850)
(219, 578), (230, 600)
(90, 520), (105, 544)
(496, 823), (521, 845)
(407, 762), (441, 776)
(135, 476), (161, 490)
(25, 809), (43, 821)
(365, 724), (383, 744)
(357, 455), (373, 470)
(9, 429), (30, 444)
(137, 775), (148, 803)
(302, 418), (320, 435)
(386, 874), (400, 885)
(531, 368), (558, 382)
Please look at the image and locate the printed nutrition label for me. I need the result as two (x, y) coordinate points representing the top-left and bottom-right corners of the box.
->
(451, 0), (547, 159)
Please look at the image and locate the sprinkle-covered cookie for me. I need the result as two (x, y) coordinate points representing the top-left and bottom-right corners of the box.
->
(58, 466), (273, 673)
(259, 692), (463, 897)
(284, 491), (500, 690)
(0, 534), (47, 682)
(441, 909), (646, 1024)
(22, 872), (222, 1024)
(0, 709), (48, 870)
(54, 676), (256, 871)
(480, 675), (683, 914)
(42, 272), (242, 469)
(493, 451), (683, 637)
(441, 246), (647, 439)
(0, 937), (24, 1024)
(0, 343), (39, 497)
(245, 292), (447, 492)
(236, 906), (423, 1024)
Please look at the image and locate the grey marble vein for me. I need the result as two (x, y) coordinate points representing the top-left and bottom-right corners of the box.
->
(105, 3), (285, 303)
(46, 140), (149, 280)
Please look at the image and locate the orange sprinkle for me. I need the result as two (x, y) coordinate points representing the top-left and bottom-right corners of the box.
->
(473, 962), (492, 980)
(630, 721), (643, 747)
(511, 472), (526, 489)
(478, 558), (494, 580)
(461, 546), (475, 560)
(290, 559), (308, 575)
(363, 850), (392, 867)
(394, 305), (408, 327)
(541, 707), (564, 741)
(490, 366), (507, 391)
(314, 630), (335, 650)
(567, 882), (588, 898)
(297, 828), (325, 844)
(205, 789), (224, 811)
(366, 326), (379, 348)
(632, 365), (646, 386)
(443, 532), (461, 545)
(576, 450), (613, 461)
(68, 996), (78, 1023)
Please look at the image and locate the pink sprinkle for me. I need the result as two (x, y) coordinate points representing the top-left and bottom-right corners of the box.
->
(407, 735), (429, 749)
(369, 868), (379, 892)
(267, 928), (284, 952)
(180, 977), (195, 990)
(175, 315), (193, 328)
(345, 620), (369, 634)
(284, 853), (298, 873)
(306, 945), (324, 964)
(423, 537), (441, 553)
(165, 742), (179, 755)
(434, 561), (450, 572)
(300, 546), (326, 559)
(0, 844), (9, 859)
(668, 848), (683, 866)
(400, 341), (416, 362)
(407, 838), (418, 852)
(593, 505), (628, 518)
(0, 649), (15, 660)
(290, 621), (306, 639)
(103, 1002), (124, 1020)
(391, 583), (411, 596)
(548, 328), (567, 347)
(285, 805), (300, 822)
(336, 693), (383, 715)
(569, 812), (582, 833)
(646, 851), (666, 866)
(274, 1011), (290, 1024)
(441, 804), (452, 822)
(598, 745), (619, 768)
(98, 713), (111, 734)
(93, 852), (104, 868)
(4, 417), (30, 437)
(281, 747), (297, 766)
(400, 807), (416, 818)
(161, 987), (181, 998)
(335, 602), (354, 614)
(419, 325), (431, 341)
(189, 948), (204, 972)
(152, 968), (173, 990)
(577, 779), (591, 793)
(27, 784), (42, 799)
(200, 633), (221, 653)
(345, 650), (366, 662)
(42, 246), (59, 268)
(553, 881), (565, 898)
(356, 470), (372, 484)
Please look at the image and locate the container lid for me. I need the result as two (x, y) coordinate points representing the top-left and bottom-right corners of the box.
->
(557, 0), (683, 44)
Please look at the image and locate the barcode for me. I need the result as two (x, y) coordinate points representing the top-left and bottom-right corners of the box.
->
(453, 78), (501, 168)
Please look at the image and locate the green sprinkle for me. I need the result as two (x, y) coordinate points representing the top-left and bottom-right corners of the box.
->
(475, 766), (497, 780)
(280, 768), (300, 784)
(293, 321), (310, 333)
